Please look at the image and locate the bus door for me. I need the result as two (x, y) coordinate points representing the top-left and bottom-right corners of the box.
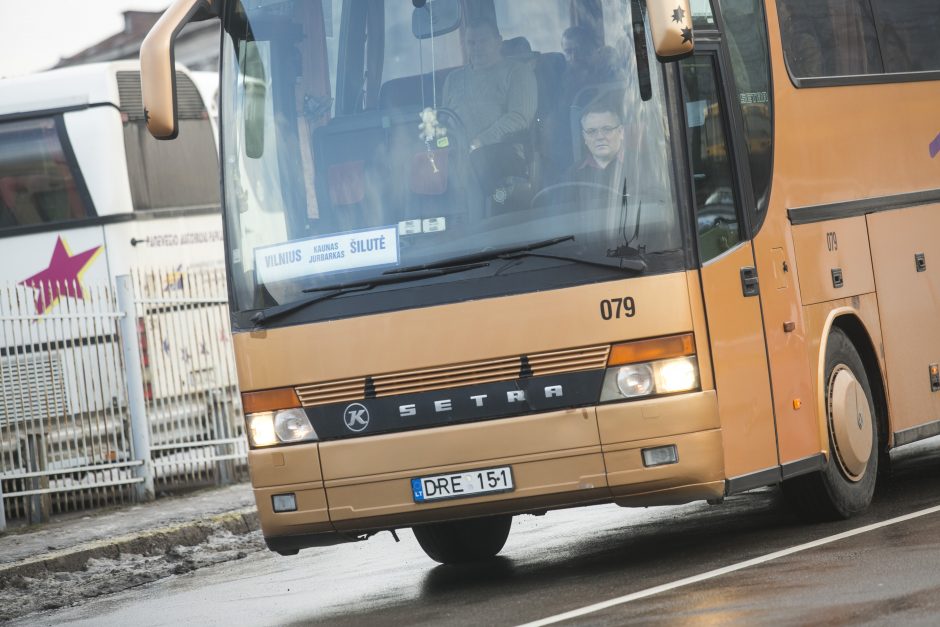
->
(679, 49), (780, 488)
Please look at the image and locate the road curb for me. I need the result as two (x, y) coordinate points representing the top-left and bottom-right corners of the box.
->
(0, 508), (260, 583)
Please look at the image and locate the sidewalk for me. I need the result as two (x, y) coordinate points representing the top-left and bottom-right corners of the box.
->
(0, 482), (259, 582)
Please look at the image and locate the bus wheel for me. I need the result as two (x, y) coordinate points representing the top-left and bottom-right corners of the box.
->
(412, 515), (512, 565)
(784, 327), (879, 520)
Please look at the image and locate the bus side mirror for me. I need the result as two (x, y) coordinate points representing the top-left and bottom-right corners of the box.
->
(646, 0), (695, 62)
(141, 0), (219, 139)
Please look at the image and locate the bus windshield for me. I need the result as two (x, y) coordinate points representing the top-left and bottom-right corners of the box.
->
(221, 0), (683, 318)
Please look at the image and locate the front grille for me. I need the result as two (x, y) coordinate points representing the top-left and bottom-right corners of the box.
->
(528, 345), (610, 376)
(373, 356), (521, 397)
(293, 343), (611, 408)
(294, 377), (366, 407)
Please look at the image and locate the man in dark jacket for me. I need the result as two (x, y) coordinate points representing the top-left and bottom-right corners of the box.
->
(568, 102), (624, 190)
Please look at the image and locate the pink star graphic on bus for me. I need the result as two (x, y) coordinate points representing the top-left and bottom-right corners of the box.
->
(19, 236), (103, 315)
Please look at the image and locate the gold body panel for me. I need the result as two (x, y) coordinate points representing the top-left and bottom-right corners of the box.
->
(243, 273), (731, 544)
(791, 218), (876, 306)
(868, 205), (940, 435)
(753, 2), (940, 462)
(699, 244), (779, 479)
(235, 274), (692, 391)
(250, 393), (727, 540)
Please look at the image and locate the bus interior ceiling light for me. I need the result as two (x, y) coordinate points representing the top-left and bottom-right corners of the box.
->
(600, 334), (699, 401)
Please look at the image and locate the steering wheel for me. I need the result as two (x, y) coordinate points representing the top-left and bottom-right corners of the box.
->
(530, 182), (623, 210)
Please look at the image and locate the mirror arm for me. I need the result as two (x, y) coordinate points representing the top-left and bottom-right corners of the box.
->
(631, 0), (652, 101)
(141, 0), (218, 139)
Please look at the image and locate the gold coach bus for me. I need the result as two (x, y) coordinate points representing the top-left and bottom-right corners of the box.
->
(140, 0), (940, 564)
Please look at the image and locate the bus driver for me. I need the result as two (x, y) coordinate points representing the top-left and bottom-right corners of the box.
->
(442, 19), (537, 206)
(568, 101), (625, 189)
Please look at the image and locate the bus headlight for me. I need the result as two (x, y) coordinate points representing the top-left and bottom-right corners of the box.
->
(655, 357), (699, 394)
(601, 356), (700, 401)
(616, 364), (655, 398)
(246, 409), (318, 447)
(247, 412), (278, 447)
(274, 409), (317, 443)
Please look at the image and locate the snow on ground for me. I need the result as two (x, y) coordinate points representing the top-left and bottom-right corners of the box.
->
(0, 529), (265, 622)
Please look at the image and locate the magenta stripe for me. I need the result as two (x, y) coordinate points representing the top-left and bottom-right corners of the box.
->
(931, 132), (940, 159)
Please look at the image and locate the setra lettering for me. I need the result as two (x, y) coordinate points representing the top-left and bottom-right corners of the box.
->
(396, 385), (565, 418)
(506, 390), (526, 403)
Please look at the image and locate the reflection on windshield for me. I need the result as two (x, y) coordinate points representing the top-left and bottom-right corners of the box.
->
(221, 0), (681, 313)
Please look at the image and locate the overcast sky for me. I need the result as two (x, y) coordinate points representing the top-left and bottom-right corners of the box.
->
(0, 0), (170, 78)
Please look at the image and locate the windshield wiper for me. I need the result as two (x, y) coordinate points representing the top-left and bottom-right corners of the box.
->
(383, 235), (576, 275)
(249, 234), (647, 327)
(249, 261), (489, 327)
(385, 234), (646, 275)
(511, 249), (646, 272)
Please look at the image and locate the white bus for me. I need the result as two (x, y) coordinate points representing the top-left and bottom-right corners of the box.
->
(0, 61), (226, 487)
(0, 60), (222, 283)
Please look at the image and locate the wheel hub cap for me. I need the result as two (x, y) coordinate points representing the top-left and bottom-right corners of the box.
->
(828, 365), (873, 480)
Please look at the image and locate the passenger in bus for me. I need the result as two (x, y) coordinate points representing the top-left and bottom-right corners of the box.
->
(442, 18), (537, 206)
(560, 26), (623, 104)
(541, 25), (624, 179)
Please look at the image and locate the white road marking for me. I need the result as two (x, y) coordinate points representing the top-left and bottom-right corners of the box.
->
(518, 503), (940, 627)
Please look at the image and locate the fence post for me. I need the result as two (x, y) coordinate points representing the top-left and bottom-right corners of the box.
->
(116, 275), (154, 502)
(26, 433), (50, 523)
(0, 479), (6, 533)
(210, 393), (234, 486)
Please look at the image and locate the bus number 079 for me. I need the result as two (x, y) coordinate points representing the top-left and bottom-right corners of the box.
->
(599, 297), (636, 320)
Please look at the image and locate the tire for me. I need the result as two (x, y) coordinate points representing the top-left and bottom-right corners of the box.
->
(784, 327), (879, 521)
(412, 515), (512, 565)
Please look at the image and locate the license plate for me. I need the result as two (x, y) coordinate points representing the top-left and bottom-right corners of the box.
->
(411, 466), (514, 503)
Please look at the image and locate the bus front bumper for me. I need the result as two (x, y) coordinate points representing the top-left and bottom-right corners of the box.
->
(251, 391), (724, 554)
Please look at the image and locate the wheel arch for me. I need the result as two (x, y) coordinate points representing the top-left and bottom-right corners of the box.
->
(819, 311), (890, 458)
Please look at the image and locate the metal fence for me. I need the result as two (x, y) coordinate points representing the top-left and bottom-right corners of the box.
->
(0, 280), (137, 525)
(0, 269), (246, 530)
(130, 268), (246, 490)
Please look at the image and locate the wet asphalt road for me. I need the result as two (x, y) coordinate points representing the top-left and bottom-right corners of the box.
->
(22, 439), (940, 626)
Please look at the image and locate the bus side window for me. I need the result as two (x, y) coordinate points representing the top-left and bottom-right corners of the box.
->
(0, 117), (94, 229)
(777, 0), (883, 78)
(680, 55), (743, 263)
(719, 0), (772, 222)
